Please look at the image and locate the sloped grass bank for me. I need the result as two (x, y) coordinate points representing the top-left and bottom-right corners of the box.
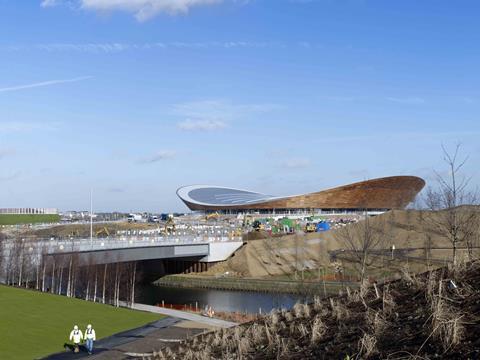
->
(0, 214), (60, 225)
(0, 286), (162, 359)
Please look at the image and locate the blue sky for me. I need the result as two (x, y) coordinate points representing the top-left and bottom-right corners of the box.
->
(0, 0), (479, 212)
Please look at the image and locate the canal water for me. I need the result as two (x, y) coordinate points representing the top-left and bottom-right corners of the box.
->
(137, 284), (311, 314)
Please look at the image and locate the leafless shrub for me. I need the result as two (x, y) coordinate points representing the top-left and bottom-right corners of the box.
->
(297, 323), (309, 337)
(264, 322), (273, 345)
(382, 285), (396, 315)
(270, 310), (280, 326)
(284, 311), (294, 322)
(238, 336), (252, 356)
(233, 326), (244, 341)
(164, 347), (175, 358)
(359, 279), (370, 300)
(426, 271), (438, 302)
(276, 336), (289, 358)
(293, 302), (305, 318)
(155, 349), (166, 360)
(313, 296), (322, 311)
(366, 310), (387, 337)
(334, 214), (386, 282)
(402, 266), (422, 288)
(373, 282), (380, 299)
(423, 144), (479, 265)
(430, 280), (464, 350)
(358, 332), (377, 358)
(303, 303), (311, 318)
(184, 348), (196, 360)
(311, 315), (327, 343)
(330, 298), (350, 321)
(212, 331), (222, 347)
(251, 323), (264, 343)
(289, 322), (296, 336)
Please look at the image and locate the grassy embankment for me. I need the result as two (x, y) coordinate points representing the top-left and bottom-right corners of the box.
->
(0, 214), (60, 225)
(155, 275), (353, 295)
(0, 286), (162, 359)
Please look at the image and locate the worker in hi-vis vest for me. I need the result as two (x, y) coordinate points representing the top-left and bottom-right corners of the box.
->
(84, 324), (96, 355)
(69, 325), (83, 353)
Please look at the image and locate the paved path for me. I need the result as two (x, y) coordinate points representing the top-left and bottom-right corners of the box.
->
(43, 304), (237, 359)
(129, 302), (238, 328)
(42, 317), (181, 359)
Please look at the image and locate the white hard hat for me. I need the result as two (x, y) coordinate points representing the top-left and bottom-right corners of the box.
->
(74, 325), (78, 330)
(87, 324), (92, 329)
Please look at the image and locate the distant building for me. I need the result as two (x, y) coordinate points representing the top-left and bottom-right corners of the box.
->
(0, 208), (58, 215)
(177, 176), (425, 215)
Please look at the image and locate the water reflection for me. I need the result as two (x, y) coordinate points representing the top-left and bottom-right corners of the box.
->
(137, 284), (311, 314)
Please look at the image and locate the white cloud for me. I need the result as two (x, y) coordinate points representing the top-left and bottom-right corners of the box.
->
(0, 171), (21, 182)
(139, 150), (176, 164)
(0, 76), (92, 93)
(386, 97), (425, 104)
(42, 0), (225, 21)
(41, 0), (61, 7)
(172, 100), (281, 129)
(6, 42), (286, 53)
(0, 122), (60, 133)
(178, 119), (227, 131)
(84, 0), (222, 20)
(0, 148), (15, 160)
(281, 157), (311, 169)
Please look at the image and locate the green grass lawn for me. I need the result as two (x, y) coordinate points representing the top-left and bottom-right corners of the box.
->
(0, 285), (162, 359)
(0, 214), (60, 225)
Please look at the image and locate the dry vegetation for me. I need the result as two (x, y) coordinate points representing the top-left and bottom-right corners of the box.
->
(200, 208), (480, 280)
(153, 261), (480, 359)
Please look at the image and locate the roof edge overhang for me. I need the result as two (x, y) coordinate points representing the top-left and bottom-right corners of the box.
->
(177, 176), (426, 210)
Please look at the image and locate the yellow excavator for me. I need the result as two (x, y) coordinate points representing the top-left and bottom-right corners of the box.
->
(305, 223), (316, 233)
(95, 226), (110, 238)
(164, 215), (176, 235)
(206, 212), (220, 221)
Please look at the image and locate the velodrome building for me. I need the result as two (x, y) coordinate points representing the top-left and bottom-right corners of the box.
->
(177, 176), (425, 215)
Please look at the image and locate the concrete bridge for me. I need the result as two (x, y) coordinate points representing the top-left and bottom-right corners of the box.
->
(40, 235), (244, 266)
(3, 235), (243, 272)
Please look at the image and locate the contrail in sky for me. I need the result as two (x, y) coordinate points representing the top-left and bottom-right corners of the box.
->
(0, 76), (93, 93)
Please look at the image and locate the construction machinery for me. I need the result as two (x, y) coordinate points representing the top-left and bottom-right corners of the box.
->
(304, 222), (316, 233)
(164, 214), (176, 235)
(242, 215), (254, 227)
(205, 212), (220, 221)
(252, 220), (265, 231)
(95, 226), (110, 238)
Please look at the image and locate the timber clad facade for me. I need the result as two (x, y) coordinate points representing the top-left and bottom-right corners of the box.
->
(177, 176), (425, 212)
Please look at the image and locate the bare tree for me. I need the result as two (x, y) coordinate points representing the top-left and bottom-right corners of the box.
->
(57, 256), (66, 295)
(334, 213), (386, 282)
(66, 255), (73, 297)
(22, 242), (35, 288)
(50, 255), (56, 293)
(423, 144), (479, 265)
(41, 255), (47, 292)
(0, 232), (5, 282)
(128, 261), (137, 307)
(92, 264), (98, 302)
(102, 263), (108, 304)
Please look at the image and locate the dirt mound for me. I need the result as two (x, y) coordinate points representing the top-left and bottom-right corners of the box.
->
(158, 261), (480, 359)
(205, 209), (480, 278)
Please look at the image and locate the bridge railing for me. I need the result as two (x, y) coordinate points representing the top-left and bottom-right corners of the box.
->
(41, 234), (242, 254)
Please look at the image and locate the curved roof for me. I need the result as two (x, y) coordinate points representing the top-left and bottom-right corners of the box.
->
(176, 185), (278, 207)
(177, 176), (426, 211)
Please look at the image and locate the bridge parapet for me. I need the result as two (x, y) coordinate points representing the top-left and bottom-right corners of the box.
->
(43, 235), (242, 254)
